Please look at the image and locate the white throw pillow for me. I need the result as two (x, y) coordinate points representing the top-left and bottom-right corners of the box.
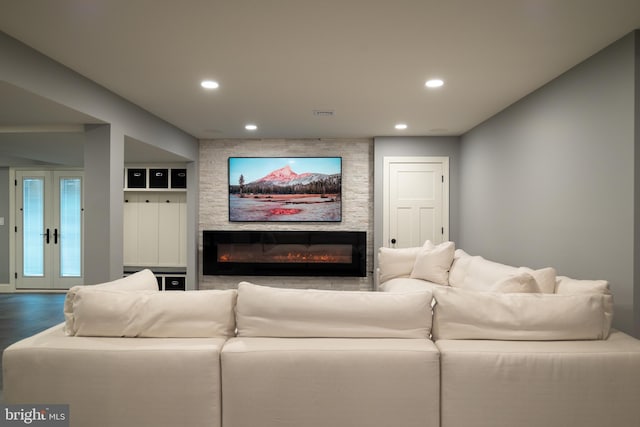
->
(64, 269), (158, 335)
(432, 287), (612, 341)
(410, 241), (455, 286)
(555, 276), (610, 295)
(518, 266), (557, 294)
(72, 289), (238, 338)
(236, 281), (432, 338)
(378, 246), (422, 283)
(448, 249), (472, 287)
(489, 272), (540, 293)
(449, 252), (520, 291)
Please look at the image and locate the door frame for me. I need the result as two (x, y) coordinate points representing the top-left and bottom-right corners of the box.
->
(8, 167), (84, 292)
(382, 156), (449, 248)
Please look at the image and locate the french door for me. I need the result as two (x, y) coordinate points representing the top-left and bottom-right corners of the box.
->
(15, 170), (84, 289)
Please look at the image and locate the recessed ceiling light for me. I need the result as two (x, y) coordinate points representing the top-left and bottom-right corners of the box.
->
(425, 79), (444, 88)
(200, 80), (219, 89)
(312, 110), (335, 117)
(245, 124), (257, 131)
(395, 123), (408, 130)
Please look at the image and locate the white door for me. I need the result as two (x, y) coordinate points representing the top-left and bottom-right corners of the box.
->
(383, 157), (449, 248)
(15, 170), (84, 289)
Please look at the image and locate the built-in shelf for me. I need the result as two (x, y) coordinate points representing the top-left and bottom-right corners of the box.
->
(124, 166), (187, 191)
(124, 266), (187, 291)
(123, 164), (188, 290)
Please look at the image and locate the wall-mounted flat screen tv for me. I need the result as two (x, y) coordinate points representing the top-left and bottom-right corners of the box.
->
(228, 157), (342, 222)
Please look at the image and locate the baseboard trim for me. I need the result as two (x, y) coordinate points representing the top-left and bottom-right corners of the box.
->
(0, 283), (14, 293)
(0, 283), (70, 293)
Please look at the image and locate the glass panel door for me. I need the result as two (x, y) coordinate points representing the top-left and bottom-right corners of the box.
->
(15, 170), (83, 289)
(53, 172), (84, 288)
(16, 171), (51, 288)
(22, 177), (45, 277)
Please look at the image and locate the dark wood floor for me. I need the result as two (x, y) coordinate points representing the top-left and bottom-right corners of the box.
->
(0, 293), (66, 402)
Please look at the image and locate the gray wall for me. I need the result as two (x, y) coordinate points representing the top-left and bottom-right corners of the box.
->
(0, 168), (9, 283)
(459, 32), (638, 336)
(373, 136), (461, 269)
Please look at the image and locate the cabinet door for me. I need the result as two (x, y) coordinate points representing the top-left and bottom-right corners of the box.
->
(179, 195), (187, 266)
(123, 192), (186, 267)
(158, 194), (185, 266)
(123, 193), (140, 265)
(137, 194), (160, 265)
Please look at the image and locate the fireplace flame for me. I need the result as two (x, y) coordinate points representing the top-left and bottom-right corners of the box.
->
(218, 250), (351, 264)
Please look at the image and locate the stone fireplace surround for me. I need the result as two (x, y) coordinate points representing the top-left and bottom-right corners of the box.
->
(199, 138), (374, 291)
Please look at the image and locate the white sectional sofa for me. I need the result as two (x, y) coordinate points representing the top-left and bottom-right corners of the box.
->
(4, 249), (640, 427)
(378, 241), (640, 427)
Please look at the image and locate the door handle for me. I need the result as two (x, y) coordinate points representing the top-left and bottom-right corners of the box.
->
(391, 238), (396, 245)
(42, 228), (50, 244)
(54, 228), (59, 244)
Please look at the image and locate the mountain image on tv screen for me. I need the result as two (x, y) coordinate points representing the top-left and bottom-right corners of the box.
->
(228, 157), (342, 222)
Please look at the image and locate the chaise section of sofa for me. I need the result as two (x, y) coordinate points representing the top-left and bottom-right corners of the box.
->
(378, 241), (640, 427)
(436, 330), (640, 427)
(222, 282), (440, 427)
(3, 270), (237, 427)
(3, 324), (226, 427)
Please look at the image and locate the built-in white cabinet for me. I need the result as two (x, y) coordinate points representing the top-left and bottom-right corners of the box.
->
(123, 192), (187, 267)
(123, 165), (188, 289)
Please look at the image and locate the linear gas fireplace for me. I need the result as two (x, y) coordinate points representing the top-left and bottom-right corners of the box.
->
(203, 231), (366, 277)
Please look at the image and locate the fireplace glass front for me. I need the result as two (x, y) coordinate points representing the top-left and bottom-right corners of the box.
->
(203, 231), (366, 277)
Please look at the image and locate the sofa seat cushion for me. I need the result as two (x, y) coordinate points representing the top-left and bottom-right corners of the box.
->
(432, 287), (612, 340)
(236, 282), (432, 338)
(2, 324), (226, 427)
(436, 330), (640, 427)
(221, 337), (440, 427)
(70, 289), (237, 338)
(378, 277), (444, 293)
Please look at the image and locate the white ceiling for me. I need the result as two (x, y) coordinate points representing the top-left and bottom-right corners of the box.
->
(1, 0), (639, 146)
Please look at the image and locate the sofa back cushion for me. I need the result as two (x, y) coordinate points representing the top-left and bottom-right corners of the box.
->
(555, 276), (610, 294)
(432, 287), (612, 341)
(449, 250), (557, 293)
(236, 281), (432, 338)
(71, 289), (238, 338)
(378, 246), (422, 283)
(449, 250), (519, 290)
(64, 269), (159, 335)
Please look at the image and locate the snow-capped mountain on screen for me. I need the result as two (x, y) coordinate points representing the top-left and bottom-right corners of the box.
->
(252, 165), (330, 186)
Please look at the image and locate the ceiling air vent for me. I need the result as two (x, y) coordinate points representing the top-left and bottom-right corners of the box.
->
(312, 110), (335, 117)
